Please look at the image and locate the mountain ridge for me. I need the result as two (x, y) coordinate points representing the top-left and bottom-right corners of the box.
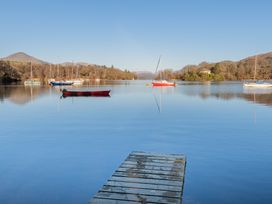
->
(134, 71), (155, 79)
(1, 52), (47, 64)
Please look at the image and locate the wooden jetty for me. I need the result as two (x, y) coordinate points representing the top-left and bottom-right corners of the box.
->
(89, 151), (186, 204)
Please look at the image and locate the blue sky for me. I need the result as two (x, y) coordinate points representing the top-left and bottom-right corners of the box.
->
(0, 0), (272, 71)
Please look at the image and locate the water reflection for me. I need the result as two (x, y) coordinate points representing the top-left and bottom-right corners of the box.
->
(179, 81), (272, 107)
(1, 81), (272, 107)
(0, 80), (127, 105)
(0, 85), (50, 105)
(152, 87), (176, 113)
(1, 80), (272, 204)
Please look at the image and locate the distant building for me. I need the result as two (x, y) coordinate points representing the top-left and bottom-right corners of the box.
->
(199, 68), (211, 74)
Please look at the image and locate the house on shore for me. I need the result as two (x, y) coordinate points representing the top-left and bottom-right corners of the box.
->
(199, 68), (211, 74)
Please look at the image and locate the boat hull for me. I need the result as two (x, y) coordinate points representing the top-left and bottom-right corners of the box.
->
(62, 90), (110, 97)
(243, 83), (272, 88)
(152, 81), (176, 87)
(24, 80), (41, 86)
(66, 79), (84, 85)
(51, 81), (74, 86)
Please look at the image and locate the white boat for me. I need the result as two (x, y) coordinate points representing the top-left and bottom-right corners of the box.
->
(24, 62), (41, 86)
(47, 64), (55, 85)
(243, 81), (272, 88)
(66, 79), (84, 85)
(243, 55), (272, 88)
(67, 64), (84, 85)
(24, 78), (41, 86)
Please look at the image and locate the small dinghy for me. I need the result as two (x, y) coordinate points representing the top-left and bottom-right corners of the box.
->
(62, 89), (110, 97)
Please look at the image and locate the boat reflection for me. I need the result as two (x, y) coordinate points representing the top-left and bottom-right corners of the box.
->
(0, 85), (50, 105)
(1, 81), (272, 107)
(179, 81), (272, 107)
(152, 86), (175, 113)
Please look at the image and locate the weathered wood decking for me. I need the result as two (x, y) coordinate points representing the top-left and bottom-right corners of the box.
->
(89, 151), (186, 204)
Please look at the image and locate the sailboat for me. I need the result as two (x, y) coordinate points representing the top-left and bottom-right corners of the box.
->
(243, 55), (272, 88)
(47, 64), (55, 84)
(50, 64), (74, 86)
(24, 62), (41, 86)
(66, 63), (84, 85)
(152, 56), (176, 87)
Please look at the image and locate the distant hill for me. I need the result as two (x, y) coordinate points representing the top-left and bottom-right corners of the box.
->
(1, 52), (47, 64)
(175, 51), (272, 81)
(240, 52), (272, 63)
(61, 62), (94, 66)
(135, 71), (155, 80)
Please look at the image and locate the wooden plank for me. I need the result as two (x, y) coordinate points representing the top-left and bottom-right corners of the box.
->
(128, 155), (185, 162)
(103, 183), (181, 194)
(121, 163), (182, 171)
(106, 181), (182, 193)
(131, 151), (186, 159)
(123, 160), (184, 168)
(117, 163), (184, 173)
(89, 151), (186, 204)
(125, 157), (185, 165)
(90, 198), (139, 204)
(116, 167), (184, 177)
(94, 191), (180, 204)
(128, 155), (182, 161)
(120, 163), (183, 173)
(102, 181), (182, 192)
(109, 176), (183, 187)
(105, 180), (182, 192)
(113, 171), (183, 181)
(100, 185), (181, 198)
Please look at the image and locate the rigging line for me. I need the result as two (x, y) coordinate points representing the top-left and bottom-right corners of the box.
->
(154, 55), (162, 75)
(152, 89), (161, 113)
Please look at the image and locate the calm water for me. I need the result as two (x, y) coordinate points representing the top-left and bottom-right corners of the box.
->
(0, 81), (272, 204)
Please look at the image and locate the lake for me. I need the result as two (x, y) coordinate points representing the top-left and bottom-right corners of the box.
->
(0, 80), (272, 204)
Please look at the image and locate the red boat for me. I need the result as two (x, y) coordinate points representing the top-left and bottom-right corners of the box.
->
(152, 57), (176, 87)
(62, 89), (110, 97)
(152, 80), (176, 87)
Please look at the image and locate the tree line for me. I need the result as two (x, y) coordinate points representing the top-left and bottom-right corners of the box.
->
(155, 52), (272, 81)
(0, 61), (137, 83)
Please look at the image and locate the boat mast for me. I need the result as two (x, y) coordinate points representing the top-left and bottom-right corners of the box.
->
(57, 64), (60, 78)
(160, 70), (163, 81)
(254, 55), (257, 81)
(30, 61), (33, 80)
(49, 64), (52, 78)
(155, 55), (162, 80)
(72, 62), (74, 79)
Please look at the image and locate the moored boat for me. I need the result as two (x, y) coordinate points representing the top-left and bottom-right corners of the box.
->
(62, 89), (110, 97)
(152, 80), (176, 87)
(24, 78), (41, 86)
(243, 81), (272, 88)
(152, 56), (176, 87)
(50, 81), (74, 86)
(243, 55), (272, 88)
(24, 62), (41, 86)
(66, 79), (84, 85)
